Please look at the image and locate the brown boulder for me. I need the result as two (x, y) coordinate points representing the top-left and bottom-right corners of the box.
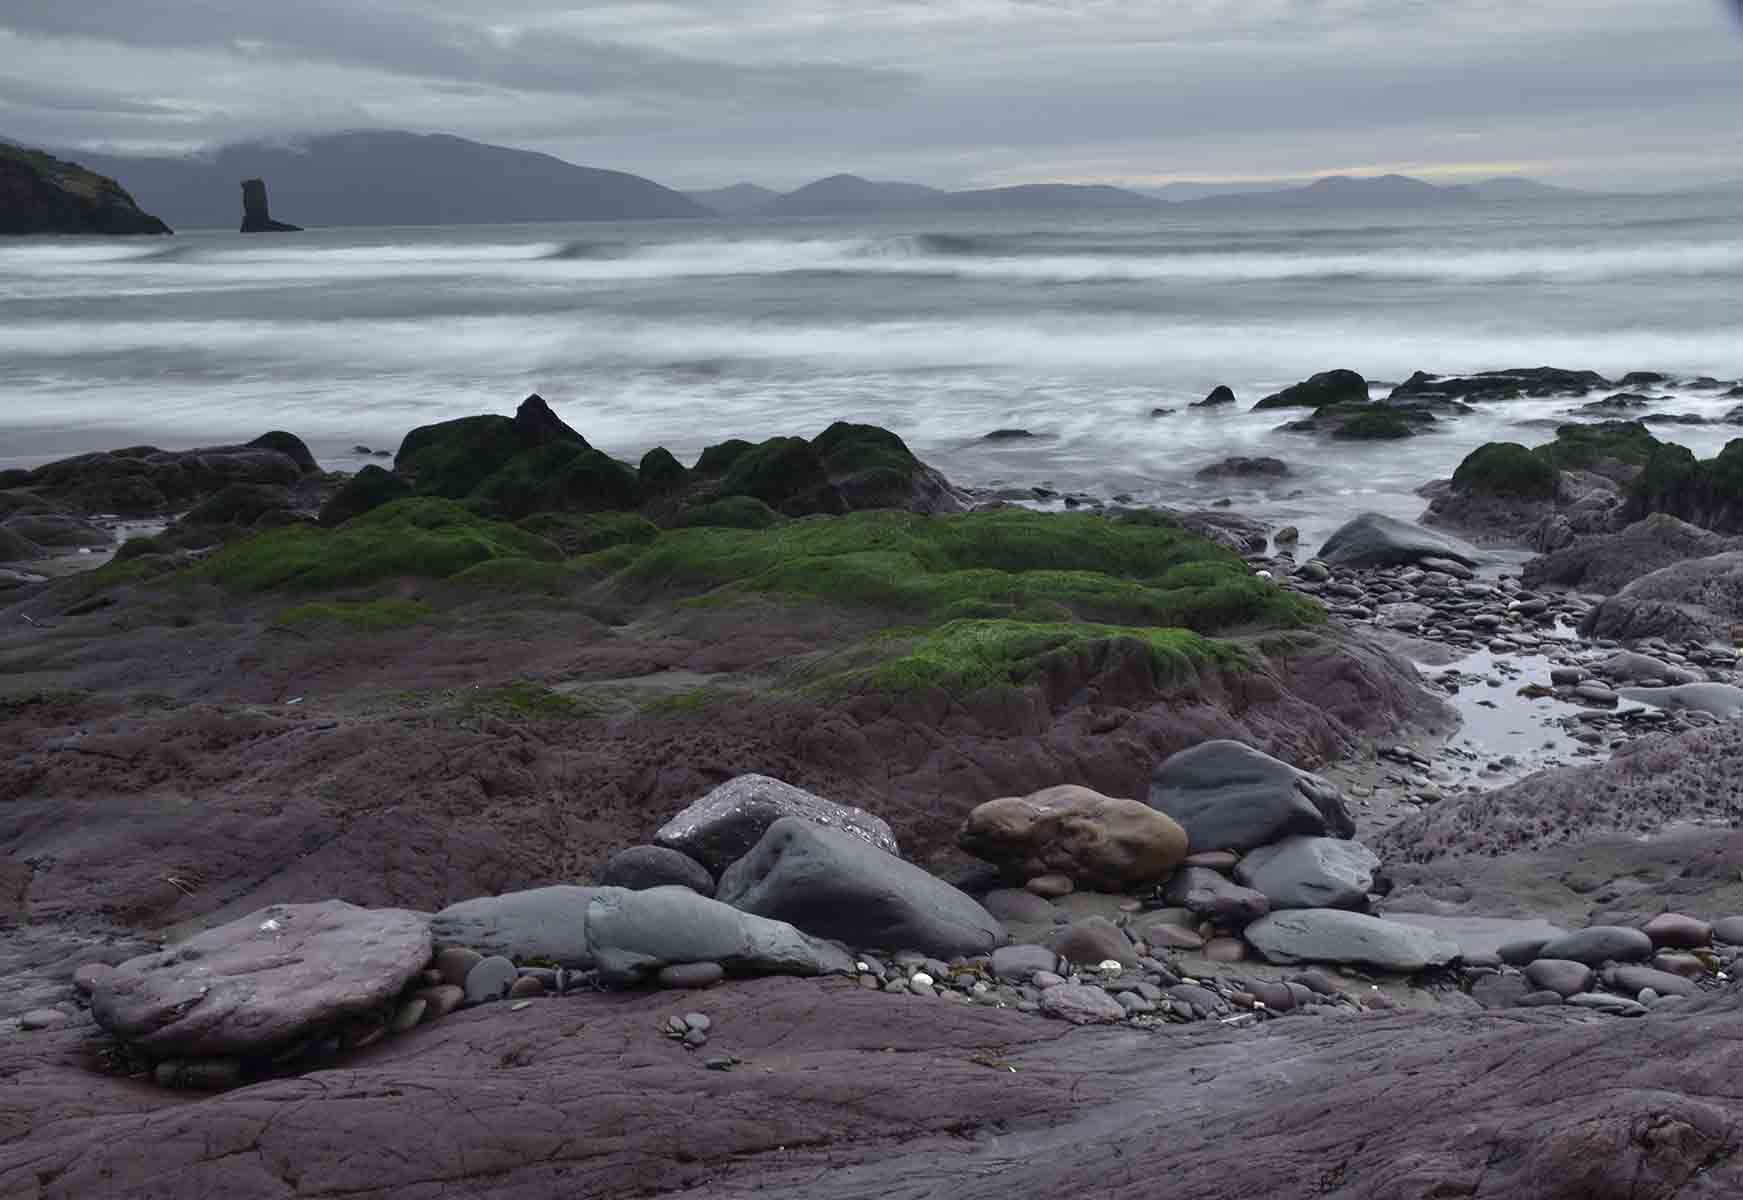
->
(957, 784), (1188, 890)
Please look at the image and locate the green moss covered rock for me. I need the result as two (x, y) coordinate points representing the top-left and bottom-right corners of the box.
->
(320, 464), (414, 527)
(1252, 370), (1369, 411)
(396, 394), (590, 499)
(1328, 408), (1420, 440)
(246, 431), (319, 475)
(639, 447), (688, 496)
(694, 439), (754, 476)
(1534, 421), (1663, 472)
(1624, 439), (1743, 533)
(670, 496), (787, 530)
(1452, 443), (1560, 500)
(517, 511), (660, 556)
(473, 443), (641, 518)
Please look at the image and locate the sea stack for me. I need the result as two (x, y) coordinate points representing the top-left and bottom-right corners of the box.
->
(239, 178), (302, 233)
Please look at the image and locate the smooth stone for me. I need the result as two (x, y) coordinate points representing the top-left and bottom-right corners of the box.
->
(1603, 965), (1697, 998)
(19, 1009), (69, 1031)
(1047, 917), (1139, 969)
(1245, 910), (1461, 972)
(1148, 740), (1356, 853)
(1162, 867), (1270, 926)
(1317, 512), (1482, 569)
(434, 946), (484, 987)
(72, 963), (117, 996)
(1523, 959), (1595, 998)
(1537, 927), (1654, 966)
(1515, 990), (1565, 1008)
(431, 886), (597, 968)
(1026, 875), (1076, 898)
(958, 785), (1188, 891)
(1287, 969), (1343, 997)
(1234, 836), (1379, 910)
(1037, 983), (1126, 1025)
(716, 818), (1005, 959)
(1616, 683), (1743, 719)
(462, 956), (518, 1006)
(507, 975), (547, 999)
(600, 845), (717, 898)
(654, 773), (898, 875)
(1245, 980), (1295, 1011)
(1641, 913), (1712, 949)
(586, 885), (856, 985)
(1384, 917), (1568, 962)
(1130, 916), (1205, 951)
(981, 888), (1058, 925)
(1497, 938), (1553, 966)
(1201, 937), (1247, 963)
(658, 962), (726, 990)
(990, 944), (1059, 982)
(1032, 970), (1067, 990)
(1567, 992), (1647, 1016)
(1651, 952), (1708, 979)
(1181, 851), (1240, 871)
(415, 984), (465, 1021)
(1116, 991), (1154, 1014)
(89, 901), (431, 1058)
(1710, 916), (1743, 944)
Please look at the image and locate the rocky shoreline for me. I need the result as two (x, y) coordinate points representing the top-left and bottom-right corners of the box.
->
(5, 378), (1743, 1196)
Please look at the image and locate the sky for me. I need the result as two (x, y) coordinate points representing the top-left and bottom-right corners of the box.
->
(1, 1), (1741, 191)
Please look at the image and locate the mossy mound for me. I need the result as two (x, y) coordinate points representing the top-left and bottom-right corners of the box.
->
(320, 464), (414, 527)
(1451, 443), (1560, 500)
(1253, 370), (1369, 411)
(473, 443), (641, 519)
(199, 497), (559, 592)
(694, 439), (755, 477)
(639, 447), (688, 496)
(719, 437), (837, 514)
(864, 619), (1245, 694)
(609, 509), (1320, 633)
(669, 497), (787, 530)
(1328, 408), (1421, 440)
(273, 599), (435, 632)
(449, 558), (582, 595)
(517, 512), (660, 556)
(1623, 439), (1743, 532)
(1534, 421), (1663, 471)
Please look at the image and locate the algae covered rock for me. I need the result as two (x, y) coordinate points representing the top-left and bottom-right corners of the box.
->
(1451, 443), (1560, 500)
(320, 464), (414, 527)
(1252, 370), (1369, 411)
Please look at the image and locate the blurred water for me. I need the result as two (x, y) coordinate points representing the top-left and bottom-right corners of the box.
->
(2, 193), (1739, 548)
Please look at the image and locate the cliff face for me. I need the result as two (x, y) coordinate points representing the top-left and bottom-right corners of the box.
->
(0, 143), (172, 235)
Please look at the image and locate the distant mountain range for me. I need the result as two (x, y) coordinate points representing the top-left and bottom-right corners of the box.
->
(55, 131), (709, 229)
(3, 126), (1616, 231)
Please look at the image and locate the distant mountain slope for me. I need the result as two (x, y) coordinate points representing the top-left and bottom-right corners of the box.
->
(0, 142), (171, 235)
(68, 131), (710, 229)
(757, 174), (948, 217)
(685, 183), (780, 215)
(938, 184), (1159, 212)
(1185, 173), (1579, 210)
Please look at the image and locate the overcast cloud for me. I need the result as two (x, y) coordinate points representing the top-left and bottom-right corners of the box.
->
(1, 1), (1739, 189)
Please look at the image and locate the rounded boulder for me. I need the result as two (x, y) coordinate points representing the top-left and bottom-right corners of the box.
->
(957, 784), (1188, 891)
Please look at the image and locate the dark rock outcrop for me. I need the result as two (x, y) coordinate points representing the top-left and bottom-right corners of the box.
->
(319, 464), (415, 527)
(1580, 550), (1743, 643)
(1523, 514), (1743, 595)
(1388, 366), (1609, 403)
(0, 143), (170, 235)
(239, 178), (302, 232)
(599, 845), (716, 896)
(1251, 369), (1369, 410)
(656, 774), (900, 876)
(1193, 385), (1237, 408)
(1195, 456), (1290, 480)
(18, 441), (310, 517)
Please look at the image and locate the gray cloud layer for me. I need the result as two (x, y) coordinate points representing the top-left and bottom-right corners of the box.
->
(2, 1), (1740, 189)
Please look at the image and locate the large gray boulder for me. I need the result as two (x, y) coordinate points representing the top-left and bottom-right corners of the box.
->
(1244, 909), (1462, 971)
(1523, 514), (1743, 595)
(584, 885), (856, 984)
(716, 817), (1005, 958)
(1317, 512), (1483, 569)
(1148, 740), (1356, 854)
(600, 845), (716, 896)
(655, 774), (898, 875)
(1579, 551), (1743, 644)
(1235, 837), (1379, 910)
(430, 884), (855, 984)
(431, 886), (597, 967)
(91, 901), (431, 1056)
(1537, 926), (1654, 966)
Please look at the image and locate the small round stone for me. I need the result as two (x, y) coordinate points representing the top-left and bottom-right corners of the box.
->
(462, 956), (518, 1006)
(1026, 875), (1075, 899)
(684, 1013), (712, 1032)
(435, 946), (484, 988)
(658, 961), (726, 990)
(19, 1009), (68, 1032)
(508, 975), (547, 999)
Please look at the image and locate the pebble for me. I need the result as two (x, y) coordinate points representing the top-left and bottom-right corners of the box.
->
(435, 946), (484, 988)
(1026, 875), (1075, 899)
(658, 961), (726, 989)
(462, 956), (519, 1006)
(19, 1009), (68, 1031)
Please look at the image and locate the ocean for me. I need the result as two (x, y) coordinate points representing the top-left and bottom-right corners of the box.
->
(2, 191), (1739, 549)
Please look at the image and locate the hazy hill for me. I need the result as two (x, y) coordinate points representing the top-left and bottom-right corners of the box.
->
(757, 174), (949, 217)
(1186, 173), (1578, 210)
(67, 131), (710, 229)
(938, 184), (1158, 212)
(684, 183), (780, 215)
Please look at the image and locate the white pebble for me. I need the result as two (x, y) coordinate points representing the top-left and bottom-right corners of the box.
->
(910, 971), (933, 987)
(1098, 960), (1123, 974)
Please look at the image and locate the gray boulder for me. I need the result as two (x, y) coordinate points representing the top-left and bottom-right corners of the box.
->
(655, 774), (898, 875)
(1317, 512), (1483, 569)
(1244, 909), (1462, 972)
(584, 886), (856, 985)
(1148, 740), (1356, 853)
(1234, 837), (1379, 910)
(1537, 926), (1654, 966)
(1616, 683), (1743, 719)
(716, 817), (1005, 958)
(1524, 514), (1743, 596)
(91, 901), (431, 1056)
(1161, 867), (1270, 927)
(600, 845), (716, 897)
(1523, 959), (1595, 997)
(1038, 982), (1126, 1025)
(1593, 650), (1703, 686)
(990, 944), (1060, 982)
(1604, 964), (1699, 999)
(1579, 551), (1743, 644)
(431, 885), (596, 967)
